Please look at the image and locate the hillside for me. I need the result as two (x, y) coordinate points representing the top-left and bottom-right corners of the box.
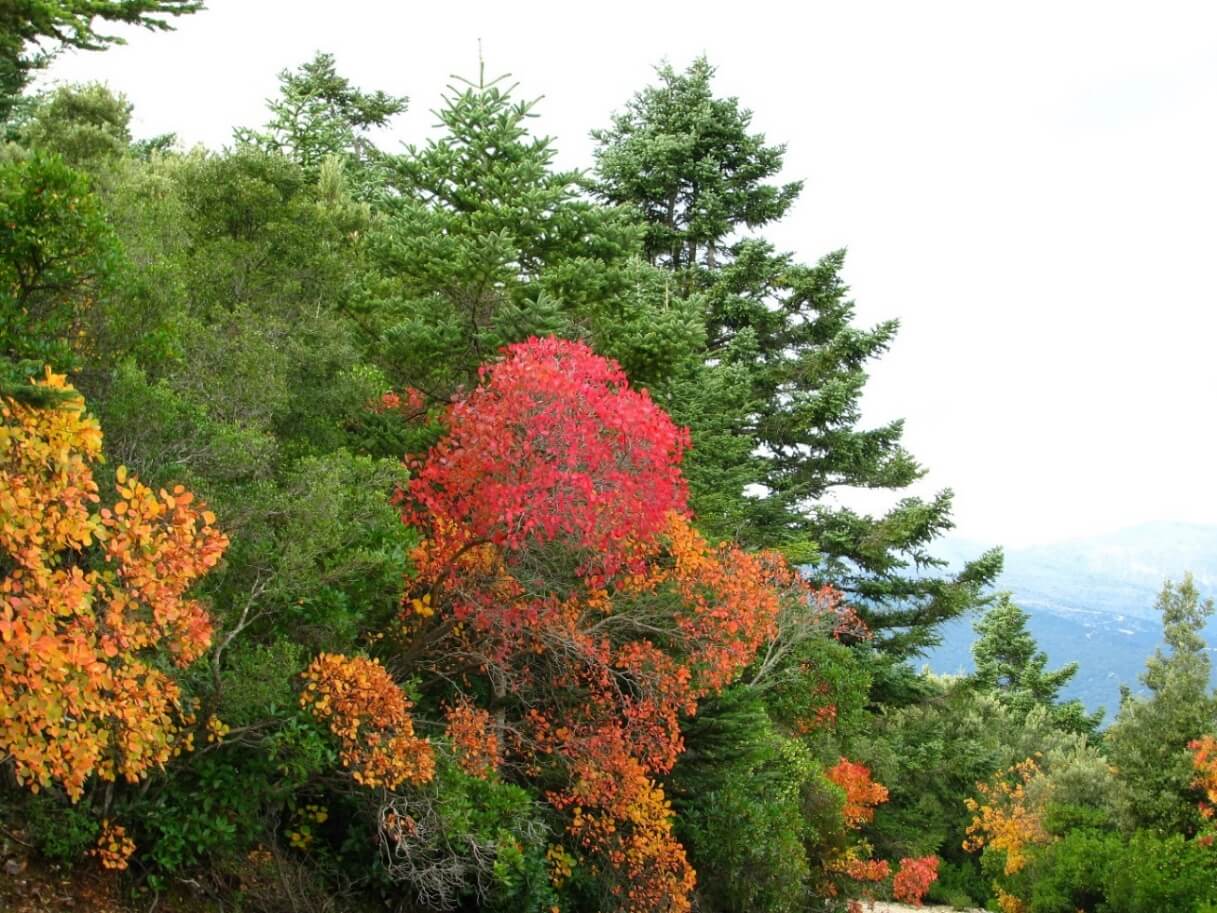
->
(924, 522), (1217, 716)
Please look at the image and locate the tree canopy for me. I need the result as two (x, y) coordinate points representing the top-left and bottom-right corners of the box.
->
(0, 27), (1212, 913)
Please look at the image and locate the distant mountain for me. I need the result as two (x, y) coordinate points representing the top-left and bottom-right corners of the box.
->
(921, 522), (1217, 719)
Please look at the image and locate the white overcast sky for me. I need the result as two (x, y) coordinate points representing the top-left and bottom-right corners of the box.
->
(39, 1), (1217, 549)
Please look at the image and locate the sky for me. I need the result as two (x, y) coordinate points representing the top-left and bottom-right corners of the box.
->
(38, 0), (1217, 548)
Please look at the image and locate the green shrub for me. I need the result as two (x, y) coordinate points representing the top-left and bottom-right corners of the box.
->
(927, 858), (989, 908)
(1024, 829), (1118, 913)
(22, 794), (99, 863)
(1103, 832), (1217, 913)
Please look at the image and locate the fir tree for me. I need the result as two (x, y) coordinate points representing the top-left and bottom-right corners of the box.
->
(971, 594), (1101, 734)
(593, 57), (1001, 657)
(359, 67), (702, 401)
(234, 52), (407, 195)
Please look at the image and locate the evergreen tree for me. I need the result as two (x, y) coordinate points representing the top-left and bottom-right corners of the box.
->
(359, 67), (702, 401)
(13, 82), (134, 167)
(1106, 574), (1217, 834)
(0, 1), (201, 116)
(593, 57), (800, 277)
(668, 687), (815, 913)
(593, 58), (1001, 657)
(234, 52), (407, 195)
(971, 594), (1102, 733)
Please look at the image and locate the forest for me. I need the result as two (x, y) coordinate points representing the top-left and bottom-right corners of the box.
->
(1, 4), (1215, 913)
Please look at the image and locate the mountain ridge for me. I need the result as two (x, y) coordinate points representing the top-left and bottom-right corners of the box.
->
(922, 521), (1217, 717)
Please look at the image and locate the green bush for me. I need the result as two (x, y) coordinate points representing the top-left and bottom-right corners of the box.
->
(1103, 832), (1217, 913)
(21, 794), (99, 863)
(1019, 829), (1217, 913)
(1024, 829), (1118, 913)
(926, 858), (989, 908)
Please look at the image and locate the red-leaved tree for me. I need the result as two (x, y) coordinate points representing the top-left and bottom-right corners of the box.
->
(394, 338), (809, 913)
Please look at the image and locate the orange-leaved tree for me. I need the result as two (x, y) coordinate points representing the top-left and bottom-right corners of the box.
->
(821, 758), (895, 903)
(1192, 735), (1217, 839)
(816, 759), (939, 907)
(892, 855), (940, 906)
(394, 337), (808, 913)
(0, 372), (227, 802)
(963, 757), (1050, 913)
(299, 652), (434, 790)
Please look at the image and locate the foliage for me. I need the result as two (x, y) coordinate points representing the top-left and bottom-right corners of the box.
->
(926, 858), (990, 909)
(1019, 828), (1118, 913)
(668, 688), (815, 913)
(1001, 828), (1217, 913)
(359, 69), (699, 400)
(2, 30), (1213, 913)
(378, 756), (559, 912)
(1106, 574), (1217, 833)
(815, 757), (910, 907)
(445, 700), (501, 779)
(129, 714), (333, 875)
(593, 57), (1002, 657)
(749, 594), (871, 740)
(0, 150), (122, 404)
(826, 757), (889, 828)
(857, 678), (1016, 861)
(593, 56), (800, 273)
(964, 757), (1049, 878)
(300, 652), (434, 790)
(0, 372), (225, 800)
(235, 52), (406, 191)
(13, 82), (134, 166)
(972, 593), (1102, 733)
(91, 819), (135, 870)
(892, 854), (939, 905)
(20, 790), (99, 862)
(1101, 831), (1217, 913)
(1193, 734), (1217, 827)
(398, 337), (801, 913)
(403, 336), (690, 583)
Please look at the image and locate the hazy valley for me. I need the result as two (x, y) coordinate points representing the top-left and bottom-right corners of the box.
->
(927, 522), (1217, 716)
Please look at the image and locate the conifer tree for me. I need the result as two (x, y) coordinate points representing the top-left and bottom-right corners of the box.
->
(971, 594), (1101, 733)
(234, 52), (407, 195)
(593, 57), (1001, 657)
(359, 67), (702, 401)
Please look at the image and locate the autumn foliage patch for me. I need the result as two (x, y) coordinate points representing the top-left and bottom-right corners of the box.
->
(0, 372), (227, 801)
(395, 338), (806, 913)
(300, 652), (434, 790)
(1192, 735), (1217, 830)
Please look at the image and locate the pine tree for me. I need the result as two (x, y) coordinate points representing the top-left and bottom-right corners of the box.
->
(358, 67), (702, 402)
(971, 594), (1101, 733)
(0, 1), (201, 116)
(234, 52), (407, 195)
(593, 58), (1001, 657)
